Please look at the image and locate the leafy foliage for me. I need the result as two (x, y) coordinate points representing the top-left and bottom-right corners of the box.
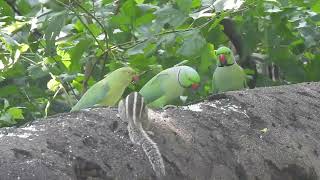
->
(0, 0), (319, 127)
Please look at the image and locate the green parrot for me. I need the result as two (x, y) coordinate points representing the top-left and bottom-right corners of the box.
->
(212, 46), (247, 93)
(139, 66), (200, 108)
(70, 67), (138, 112)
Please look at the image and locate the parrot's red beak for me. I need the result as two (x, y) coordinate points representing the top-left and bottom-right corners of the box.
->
(132, 75), (139, 82)
(191, 83), (199, 90)
(219, 54), (226, 65)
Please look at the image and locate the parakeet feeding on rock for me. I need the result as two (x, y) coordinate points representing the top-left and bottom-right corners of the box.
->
(70, 67), (138, 112)
(139, 66), (200, 108)
(212, 46), (247, 93)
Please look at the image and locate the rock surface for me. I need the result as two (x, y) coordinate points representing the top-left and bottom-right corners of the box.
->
(0, 82), (319, 180)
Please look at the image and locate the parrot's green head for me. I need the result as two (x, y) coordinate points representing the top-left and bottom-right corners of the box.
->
(112, 67), (139, 84)
(178, 66), (200, 90)
(215, 46), (235, 67)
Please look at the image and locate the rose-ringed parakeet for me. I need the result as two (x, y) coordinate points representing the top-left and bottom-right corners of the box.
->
(70, 67), (138, 112)
(212, 46), (247, 93)
(139, 66), (200, 108)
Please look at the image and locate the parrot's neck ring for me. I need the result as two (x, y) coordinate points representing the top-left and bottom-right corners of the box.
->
(177, 69), (189, 88)
(218, 62), (234, 67)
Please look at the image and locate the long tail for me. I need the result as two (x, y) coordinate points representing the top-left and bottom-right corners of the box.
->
(140, 129), (166, 177)
(128, 124), (166, 177)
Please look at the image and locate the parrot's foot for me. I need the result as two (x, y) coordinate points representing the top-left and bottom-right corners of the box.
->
(162, 105), (178, 110)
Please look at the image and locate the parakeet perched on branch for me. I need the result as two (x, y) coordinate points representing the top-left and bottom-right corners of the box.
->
(212, 46), (247, 93)
(139, 66), (200, 108)
(70, 67), (138, 112)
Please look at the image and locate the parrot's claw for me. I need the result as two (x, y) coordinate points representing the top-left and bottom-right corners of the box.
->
(162, 105), (178, 110)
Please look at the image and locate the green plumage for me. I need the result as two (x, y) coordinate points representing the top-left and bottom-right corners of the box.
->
(212, 46), (247, 93)
(71, 67), (137, 112)
(139, 66), (200, 108)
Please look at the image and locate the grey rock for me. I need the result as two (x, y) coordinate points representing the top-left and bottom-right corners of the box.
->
(0, 82), (319, 180)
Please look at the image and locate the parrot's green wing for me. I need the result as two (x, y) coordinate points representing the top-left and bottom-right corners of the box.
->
(139, 73), (170, 104)
(71, 82), (110, 111)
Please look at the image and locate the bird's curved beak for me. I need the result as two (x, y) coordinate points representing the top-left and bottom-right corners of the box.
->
(191, 83), (199, 90)
(219, 54), (227, 65)
(132, 75), (139, 83)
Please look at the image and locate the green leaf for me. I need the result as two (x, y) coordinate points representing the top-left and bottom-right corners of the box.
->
(7, 107), (24, 120)
(305, 55), (320, 81)
(69, 38), (92, 72)
(136, 13), (155, 26)
(102, 0), (113, 4)
(135, 0), (144, 4)
(2, 98), (10, 110)
(74, 19), (85, 32)
(154, 5), (188, 27)
(127, 40), (149, 56)
(192, 0), (201, 8)
(0, 32), (20, 52)
(0, 76), (5, 82)
(129, 54), (157, 70)
(176, 0), (192, 13)
(178, 30), (206, 57)
(44, 12), (66, 56)
(311, 3), (320, 13)
(19, 44), (29, 52)
(208, 11), (228, 31)
(16, 0), (32, 15)
(122, 0), (137, 17)
(0, 112), (14, 124)
(0, 85), (19, 97)
(0, 0), (14, 22)
(87, 24), (102, 37)
(2, 21), (28, 35)
(27, 64), (49, 79)
(199, 43), (215, 74)
(47, 78), (61, 92)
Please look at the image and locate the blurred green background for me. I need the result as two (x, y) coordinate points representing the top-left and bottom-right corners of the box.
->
(0, 0), (319, 127)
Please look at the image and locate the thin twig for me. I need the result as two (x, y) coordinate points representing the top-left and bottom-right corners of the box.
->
(4, 0), (21, 15)
(108, 17), (215, 51)
(56, 0), (104, 50)
(20, 56), (37, 65)
(37, 10), (55, 19)
(37, 40), (79, 100)
(73, 0), (110, 80)
(45, 86), (62, 117)
(107, 4), (253, 53)
(91, 0), (96, 16)
(54, 0), (103, 95)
